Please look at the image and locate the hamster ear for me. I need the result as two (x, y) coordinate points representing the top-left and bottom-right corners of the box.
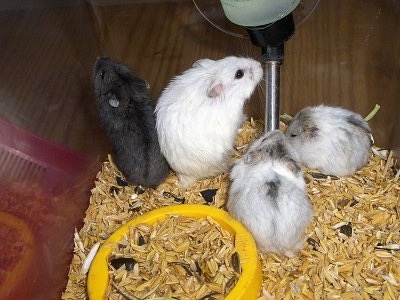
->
(207, 80), (224, 98)
(108, 95), (120, 108)
(244, 149), (263, 164)
(304, 126), (319, 139)
(284, 159), (301, 175)
(192, 58), (214, 68)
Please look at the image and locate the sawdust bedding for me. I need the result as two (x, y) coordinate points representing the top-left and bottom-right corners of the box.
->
(62, 119), (400, 300)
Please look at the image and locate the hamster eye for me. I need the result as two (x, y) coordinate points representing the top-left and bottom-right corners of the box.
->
(100, 71), (105, 79)
(235, 69), (244, 79)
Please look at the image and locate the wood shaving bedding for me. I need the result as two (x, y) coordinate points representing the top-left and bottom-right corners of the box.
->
(107, 215), (239, 300)
(62, 119), (399, 299)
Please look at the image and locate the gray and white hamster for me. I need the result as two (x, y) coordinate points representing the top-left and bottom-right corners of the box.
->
(155, 56), (263, 188)
(93, 57), (169, 188)
(227, 130), (313, 257)
(285, 105), (373, 177)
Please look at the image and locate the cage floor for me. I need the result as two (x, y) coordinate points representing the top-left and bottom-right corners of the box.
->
(62, 119), (399, 300)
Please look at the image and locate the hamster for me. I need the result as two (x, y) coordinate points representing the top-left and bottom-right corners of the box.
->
(285, 105), (373, 177)
(155, 56), (263, 188)
(93, 57), (169, 188)
(227, 130), (313, 257)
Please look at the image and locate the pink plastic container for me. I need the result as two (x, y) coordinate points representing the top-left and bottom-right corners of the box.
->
(0, 118), (93, 299)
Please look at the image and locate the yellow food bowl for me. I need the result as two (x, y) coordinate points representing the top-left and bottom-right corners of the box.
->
(87, 204), (262, 300)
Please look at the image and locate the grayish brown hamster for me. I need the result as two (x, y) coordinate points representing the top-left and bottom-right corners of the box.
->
(93, 57), (169, 187)
(227, 130), (313, 257)
(285, 105), (373, 177)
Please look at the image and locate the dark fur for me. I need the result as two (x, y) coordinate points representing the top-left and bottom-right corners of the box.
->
(264, 178), (281, 208)
(287, 110), (319, 139)
(93, 57), (169, 187)
(346, 115), (373, 145)
(249, 131), (302, 175)
(345, 115), (370, 133)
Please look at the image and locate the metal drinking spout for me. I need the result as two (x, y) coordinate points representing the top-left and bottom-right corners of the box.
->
(246, 13), (294, 131)
(262, 44), (284, 131)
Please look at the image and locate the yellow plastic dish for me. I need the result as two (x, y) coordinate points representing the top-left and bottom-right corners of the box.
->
(87, 204), (262, 300)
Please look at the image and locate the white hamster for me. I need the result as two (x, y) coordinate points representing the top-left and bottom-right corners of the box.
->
(285, 105), (373, 177)
(227, 130), (313, 257)
(155, 56), (263, 188)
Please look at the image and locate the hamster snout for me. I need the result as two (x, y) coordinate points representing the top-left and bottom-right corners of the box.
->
(254, 63), (263, 77)
(247, 61), (263, 82)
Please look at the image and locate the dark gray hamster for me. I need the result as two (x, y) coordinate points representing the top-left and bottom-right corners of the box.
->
(227, 130), (312, 257)
(285, 105), (373, 177)
(93, 57), (169, 188)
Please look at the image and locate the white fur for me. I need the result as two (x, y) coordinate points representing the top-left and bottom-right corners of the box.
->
(227, 130), (313, 257)
(285, 105), (372, 177)
(155, 56), (263, 188)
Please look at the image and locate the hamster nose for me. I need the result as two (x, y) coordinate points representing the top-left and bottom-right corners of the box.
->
(249, 66), (259, 80)
(251, 64), (263, 81)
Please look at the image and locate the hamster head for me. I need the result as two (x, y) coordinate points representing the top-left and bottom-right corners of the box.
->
(93, 57), (150, 114)
(244, 130), (301, 174)
(187, 56), (263, 105)
(285, 105), (373, 144)
(285, 108), (319, 141)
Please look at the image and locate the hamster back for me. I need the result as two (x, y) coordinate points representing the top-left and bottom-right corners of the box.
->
(285, 105), (372, 177)
(93, 57), (169, 187)
(228, 130), (312, 257)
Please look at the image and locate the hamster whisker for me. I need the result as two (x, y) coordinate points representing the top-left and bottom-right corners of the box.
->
(238, 38), (251, 58)
(251, 85), (266, 121)
(255, 53), (265, 63)
(257, 79), (266, 92)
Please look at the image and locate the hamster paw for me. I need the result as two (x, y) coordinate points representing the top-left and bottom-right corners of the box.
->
(283, 240), (306, 257)
(177, 174), (197, 189)
(283, 249), (296, 258)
